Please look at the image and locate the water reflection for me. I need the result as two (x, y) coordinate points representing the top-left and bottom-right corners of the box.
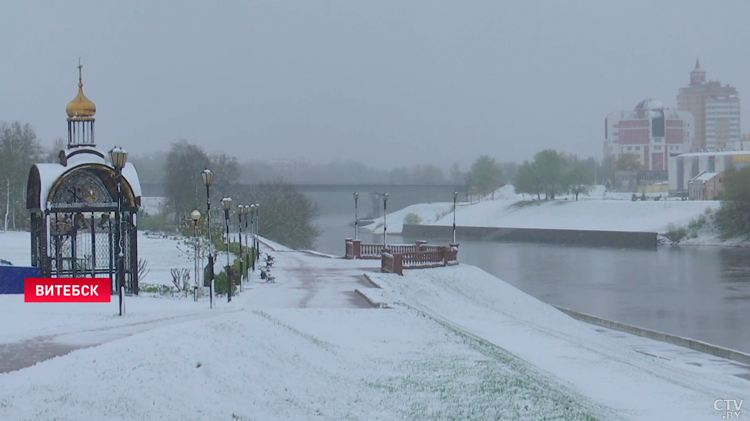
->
(314, 215), (750, 353)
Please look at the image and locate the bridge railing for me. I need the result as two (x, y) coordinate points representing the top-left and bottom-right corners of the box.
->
(346, 239), (459, 274)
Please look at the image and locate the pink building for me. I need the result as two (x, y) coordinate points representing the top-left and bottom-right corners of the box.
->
(604, 99), (694, 171)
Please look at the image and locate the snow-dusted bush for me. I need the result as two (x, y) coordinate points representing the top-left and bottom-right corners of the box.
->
(403, 213), (422, 225)
(664, 224), (688, 243)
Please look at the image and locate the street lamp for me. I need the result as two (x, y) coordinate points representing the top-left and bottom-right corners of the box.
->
(382, 193), (388, 249)
(254, 203), (260, 256)
(242, 204), (250, 280)
(190, 209), (201, 301)
(452, 191), (458, 244)
(353, 192), (359, 240)
(236, 204), (245, 290)
(221, 197), (233, 302)
(201, 169), (214, 309)
(250, 204), (256, 272)
(109, 146), (128, 316)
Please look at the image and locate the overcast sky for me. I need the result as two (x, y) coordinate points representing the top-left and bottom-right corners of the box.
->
(2, 1), (749, 170)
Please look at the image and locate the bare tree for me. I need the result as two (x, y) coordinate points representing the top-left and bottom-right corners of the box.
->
(170, 268), (191, 296)
(137, 258), (151, 282)
(0, 121), (42, 230)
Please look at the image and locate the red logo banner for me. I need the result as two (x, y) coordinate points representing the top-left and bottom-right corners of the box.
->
(24, 278), (111, 303)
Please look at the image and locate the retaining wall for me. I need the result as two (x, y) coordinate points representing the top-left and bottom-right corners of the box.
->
(556, 306), (750, 365)
(402, 224), (657, 249)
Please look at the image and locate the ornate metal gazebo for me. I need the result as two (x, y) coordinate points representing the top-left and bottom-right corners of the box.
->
(26, 63), (141, 293)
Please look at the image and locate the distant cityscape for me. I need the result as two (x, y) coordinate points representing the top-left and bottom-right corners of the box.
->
(604, 59), (745, 199)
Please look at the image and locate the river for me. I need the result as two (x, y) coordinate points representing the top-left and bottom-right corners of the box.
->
(313, 214), (750, 354)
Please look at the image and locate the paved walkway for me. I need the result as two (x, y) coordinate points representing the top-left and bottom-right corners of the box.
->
(0, 312), (233, 373)
(0, 244), (380, 374)
(244, 248), (378, 309)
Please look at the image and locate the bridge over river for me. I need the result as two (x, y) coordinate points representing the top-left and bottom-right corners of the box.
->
(140, 182), (465, 217)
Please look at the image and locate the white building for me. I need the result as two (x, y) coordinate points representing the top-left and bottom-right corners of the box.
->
(605, 99), (694, 171)
(668, 150), (750, 192)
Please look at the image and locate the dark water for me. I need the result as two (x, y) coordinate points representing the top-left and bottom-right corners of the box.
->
(314, 214), (750, 354)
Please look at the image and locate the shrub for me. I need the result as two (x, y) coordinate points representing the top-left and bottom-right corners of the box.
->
(403, 213), (422, 225)
(214, 268), (238, 295)
(664, 224), (688, 243)
(139, 283), (172, 295)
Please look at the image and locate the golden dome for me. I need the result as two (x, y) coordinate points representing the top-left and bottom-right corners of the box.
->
(66, 63), (96, 118)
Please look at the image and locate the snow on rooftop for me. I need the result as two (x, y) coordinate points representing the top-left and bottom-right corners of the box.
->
(32, 149), (142, 210)
(679, 150), (750, 157)
(691, 171), (719, 182)
(635, 98), (663, 110)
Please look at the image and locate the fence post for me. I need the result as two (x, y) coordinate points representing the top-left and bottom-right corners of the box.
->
(353, 239), (361, 259)
(446, 243), (459, 265)
(415, 240), (426, 265)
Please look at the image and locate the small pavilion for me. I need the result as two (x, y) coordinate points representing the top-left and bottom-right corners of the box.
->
(26, 63), (142, 293)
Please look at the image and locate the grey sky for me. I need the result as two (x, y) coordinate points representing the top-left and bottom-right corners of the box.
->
(2, 1), (749, 170)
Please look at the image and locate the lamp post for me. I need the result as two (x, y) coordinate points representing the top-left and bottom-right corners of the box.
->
(109, 146), (128, 316)
(221, 197), (233, 302)
(201, 169), (214, 309)
(452, 191), (458, 244)
(243, 205), (250, 279)
(382, 193), (388, 249)
(353, 192), (359, 240)
(250, 204), (256, 272)
(190, 210), (201, 301)
(236, 205), (244, 290)
(254, 203), (260, 256)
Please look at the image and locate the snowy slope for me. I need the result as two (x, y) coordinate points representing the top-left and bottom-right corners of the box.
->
(364, 185), (719, 234)
(368, 266), (750, 420)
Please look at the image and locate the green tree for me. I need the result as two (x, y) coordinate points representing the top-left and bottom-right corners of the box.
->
(565, 162), (593, 200)
(614, 153), (644, 172)
(245, 180), (320, 249)
(533, 149), (568, 200)
(466, 155), (502, 199)
(0, 121), (42, 231)
(715, 166), (750, 238)
(163, 141), (211, 223)
(210, 153), (240, 196)
(515, 161), (543, 200)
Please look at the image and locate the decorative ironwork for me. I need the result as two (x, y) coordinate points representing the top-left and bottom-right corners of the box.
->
(27, 163), (139, 294)
(50, 169), (114, 207)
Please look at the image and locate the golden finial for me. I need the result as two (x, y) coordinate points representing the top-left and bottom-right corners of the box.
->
(66, 59), (96, 118)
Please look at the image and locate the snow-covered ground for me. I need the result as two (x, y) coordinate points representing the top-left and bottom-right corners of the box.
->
(364, 185), (721, 236)
(0, 230), (748, 420)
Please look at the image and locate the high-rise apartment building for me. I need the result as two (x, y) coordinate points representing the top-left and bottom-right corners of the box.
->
(677, 59), (740, 151)
(604, 99), (693, 171)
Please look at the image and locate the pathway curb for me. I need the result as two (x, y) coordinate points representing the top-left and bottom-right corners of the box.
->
(556, 306), (750, 365)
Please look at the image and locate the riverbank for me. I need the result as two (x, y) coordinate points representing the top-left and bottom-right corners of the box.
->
(363, 185), (734, 245)
(0, 232), (747, 419)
